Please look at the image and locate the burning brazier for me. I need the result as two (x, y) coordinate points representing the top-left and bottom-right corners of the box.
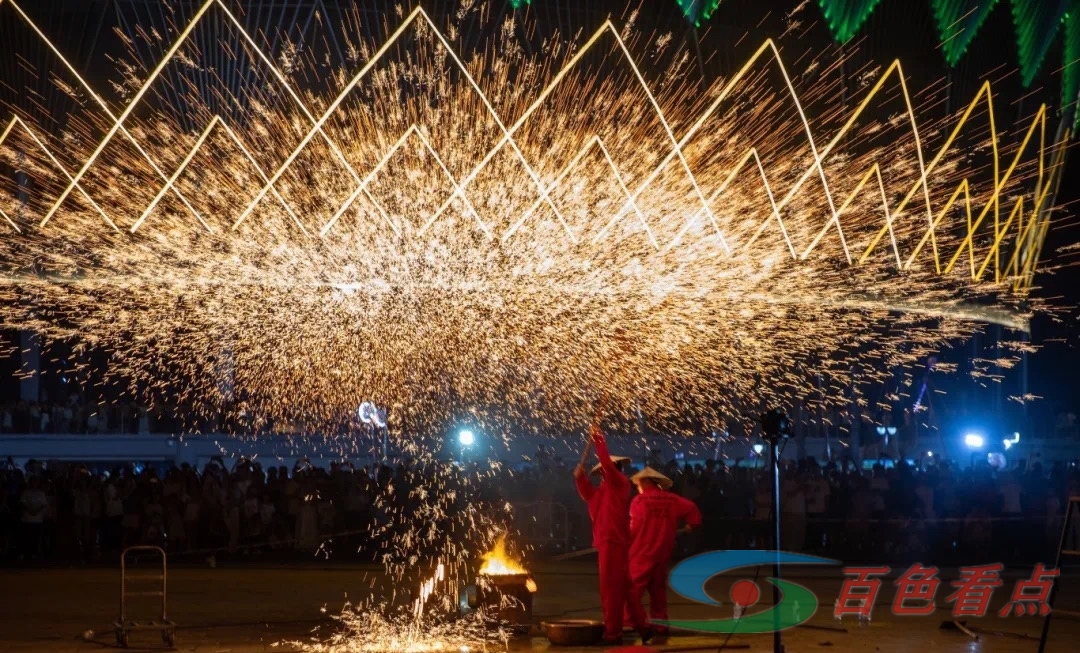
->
(460, 535), (537, 627)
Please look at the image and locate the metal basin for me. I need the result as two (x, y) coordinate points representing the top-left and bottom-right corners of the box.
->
(542, 619), (605, 646)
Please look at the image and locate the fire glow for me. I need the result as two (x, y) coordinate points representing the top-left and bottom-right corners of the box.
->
(478, 535), (532, 586)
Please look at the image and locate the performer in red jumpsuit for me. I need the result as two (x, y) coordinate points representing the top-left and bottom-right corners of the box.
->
(626, 467), (703, 640)
(574, 423), (632, 644)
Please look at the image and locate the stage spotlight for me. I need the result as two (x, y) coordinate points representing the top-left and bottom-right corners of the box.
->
(458, 429), (476, 447)
(964, 433), (984, 449)
(752, 443), (765, 456)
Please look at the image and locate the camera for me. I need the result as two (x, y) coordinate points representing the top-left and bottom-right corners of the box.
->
(759, 408), (792, 439)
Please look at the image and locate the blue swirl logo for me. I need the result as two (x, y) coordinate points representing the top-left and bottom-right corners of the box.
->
(656, 550), (838, 633)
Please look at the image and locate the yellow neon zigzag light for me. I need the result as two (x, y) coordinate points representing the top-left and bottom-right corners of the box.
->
(3, 0), (212, 232)
(242, 6), (573, 242)
(501, 134), (655, 248)
(0, 1), (1060, 292)
(23, 0), (391, 236)
(0, 115), (118, 232)
(129, 115), (307, 235)
(319, 123), (489, 238)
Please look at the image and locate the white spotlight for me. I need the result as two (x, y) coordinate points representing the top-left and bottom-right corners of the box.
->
(458, 429), (475, 447)
(964, 433), (984, 449)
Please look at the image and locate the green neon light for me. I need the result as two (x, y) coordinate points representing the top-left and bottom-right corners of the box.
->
(509, 0), (531, 8)
(1064, 4), (1079, 131)
(676, 0), (723, 27)
(930, 0), (1001, 67)
(1011, 0), (1070, 87)
(816, 0), (885, 43)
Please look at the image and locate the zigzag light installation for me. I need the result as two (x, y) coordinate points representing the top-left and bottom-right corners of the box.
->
(0, 0), (1063, 437)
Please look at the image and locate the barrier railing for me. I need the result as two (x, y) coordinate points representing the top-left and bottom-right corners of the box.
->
(0, 508), (1073, 565)
(510, 501), (574, 554)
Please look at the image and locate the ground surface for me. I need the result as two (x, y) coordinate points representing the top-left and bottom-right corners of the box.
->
(1, 560), (1079, 653)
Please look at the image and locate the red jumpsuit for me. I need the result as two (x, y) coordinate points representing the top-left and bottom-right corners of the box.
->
(574, 427), (631, 642)
(626, 483), (702, 634)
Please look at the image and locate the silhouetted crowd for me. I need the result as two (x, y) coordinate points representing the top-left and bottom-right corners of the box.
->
(0, 400), (160, 434)
(660, 457), (1078, 563)
(1, 455), (1077, 565)
(0, 457), (509, 565)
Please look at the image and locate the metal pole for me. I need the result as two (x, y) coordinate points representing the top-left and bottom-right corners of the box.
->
(770, 436), (784, 653)
(1038, 498), (1076, 653)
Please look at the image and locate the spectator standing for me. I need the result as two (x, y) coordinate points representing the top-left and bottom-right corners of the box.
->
(103, 476), (124, 556)
(72, 472), (94, 561)
(781, 469), (807, 552)
(19, 476), (48, 560)
(0, 481), (11, 558)
(804, 463), (830, 552)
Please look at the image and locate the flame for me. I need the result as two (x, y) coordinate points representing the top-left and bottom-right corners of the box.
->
(478, 535), (528, 576)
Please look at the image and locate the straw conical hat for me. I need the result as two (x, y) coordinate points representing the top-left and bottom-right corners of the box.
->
(590, 456), (631, 475)
(631, 466), (673, 490)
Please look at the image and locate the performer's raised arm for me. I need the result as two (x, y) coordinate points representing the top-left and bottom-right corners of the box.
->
(590, 422), (619, 478)
(574, 438), (595, 500)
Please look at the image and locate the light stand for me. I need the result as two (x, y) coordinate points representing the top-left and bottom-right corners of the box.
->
(759, 408), (791, 653)
(381, 425), (388, 463)
(358, 402), (388, 463)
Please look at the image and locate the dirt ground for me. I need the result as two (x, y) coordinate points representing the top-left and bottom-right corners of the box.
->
(0, 560), (1078, 653)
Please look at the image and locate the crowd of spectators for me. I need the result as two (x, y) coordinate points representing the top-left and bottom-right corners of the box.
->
(1, 453), (1078, 566)
(0, 456), (506, 564)
(0, 400), (160, 435)
(664, 456), (1078, 564)
(509, 453), (1080, 564)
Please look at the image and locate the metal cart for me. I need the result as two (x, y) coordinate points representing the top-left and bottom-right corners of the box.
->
(114, 545), (175, 648)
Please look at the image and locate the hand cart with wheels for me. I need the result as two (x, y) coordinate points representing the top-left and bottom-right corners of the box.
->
(113, 545), (175, 648)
